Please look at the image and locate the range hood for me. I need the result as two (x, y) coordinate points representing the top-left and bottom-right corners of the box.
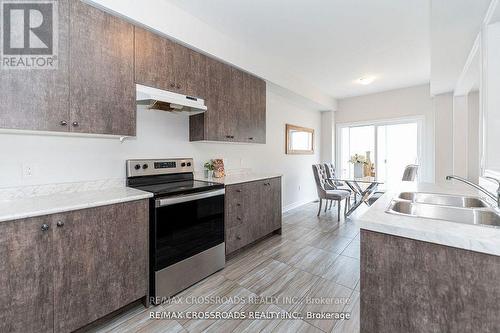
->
(136, 84), (207, 114)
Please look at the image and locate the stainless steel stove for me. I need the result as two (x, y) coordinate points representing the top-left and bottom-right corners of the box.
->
(126, 158), (225, 303)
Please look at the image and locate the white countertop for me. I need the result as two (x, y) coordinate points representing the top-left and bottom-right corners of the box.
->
(358, 182), (500, 256)
(0, 182), (152, 223)
(195, 172), (282, 185)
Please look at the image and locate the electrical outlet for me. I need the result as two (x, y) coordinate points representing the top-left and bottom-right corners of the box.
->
(22, 163), (36, 178)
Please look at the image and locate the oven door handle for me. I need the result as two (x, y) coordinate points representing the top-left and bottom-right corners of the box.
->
(155, 188), (225, 207)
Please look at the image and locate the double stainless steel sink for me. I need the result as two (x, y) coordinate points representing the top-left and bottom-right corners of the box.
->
(387, 192), (500, 227)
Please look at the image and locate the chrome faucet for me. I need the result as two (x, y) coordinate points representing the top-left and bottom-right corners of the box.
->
(446, 175), (500, 207)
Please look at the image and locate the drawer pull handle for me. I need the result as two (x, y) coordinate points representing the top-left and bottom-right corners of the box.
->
(236, 189), (241, 193)
(56, 221), (64, 227)
(60, 120), (67, 126)
(236, 236), (241, 240)
(237, 217), (242, 221)
(236, 203), (241, 206)
(41, 224), (49, 232)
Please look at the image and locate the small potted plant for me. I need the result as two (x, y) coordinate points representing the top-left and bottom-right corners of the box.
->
(203, 160), (214, 178)
(349, 154), (367, 178)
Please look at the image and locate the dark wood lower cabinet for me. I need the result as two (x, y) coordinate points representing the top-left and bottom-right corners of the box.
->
(53, 200), (148, 333)
(0, 200), (148, 333)
(225, 177), (282, 255)
(0, 215), (54, 333)
(360, 229), (500, 333)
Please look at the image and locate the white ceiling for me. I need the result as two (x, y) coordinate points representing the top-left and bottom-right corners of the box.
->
(430, 0), (491, 96)
(168, 0), (430, 99)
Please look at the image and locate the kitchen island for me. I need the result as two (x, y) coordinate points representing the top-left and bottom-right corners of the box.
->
(358, 182), (500, 333)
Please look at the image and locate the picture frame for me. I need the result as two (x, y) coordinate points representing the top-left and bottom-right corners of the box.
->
(285, 124), (315, 154)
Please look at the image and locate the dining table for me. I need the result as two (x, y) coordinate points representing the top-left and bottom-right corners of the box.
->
(329, 176), (384, 216)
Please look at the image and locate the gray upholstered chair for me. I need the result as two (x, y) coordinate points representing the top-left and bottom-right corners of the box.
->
(402, 164), (419, 181)
(312, 164), (351, 220)
(323, 163), (355, 205)
(368, 164), (419, 205)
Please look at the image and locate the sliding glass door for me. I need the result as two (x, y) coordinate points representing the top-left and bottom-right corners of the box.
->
(338, 119), (420, 187)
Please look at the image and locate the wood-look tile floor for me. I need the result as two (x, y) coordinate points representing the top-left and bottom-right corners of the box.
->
(90, 201), (363, 333)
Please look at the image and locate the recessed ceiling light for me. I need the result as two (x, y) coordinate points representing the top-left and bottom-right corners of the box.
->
(357, 76), (376, 85)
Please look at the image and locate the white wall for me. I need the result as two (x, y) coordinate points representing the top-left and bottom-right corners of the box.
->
(335, 84), (435, 182)
(452, 95), (468, 177)
(320, 111), (335, 163)
(467, 91), (480, 182)
(434, 92), (454, 184)
(0, 85), (322, 211)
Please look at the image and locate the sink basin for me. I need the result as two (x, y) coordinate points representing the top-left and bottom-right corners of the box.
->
(398, 192), (488, 208)
(387, 200), (500, 227)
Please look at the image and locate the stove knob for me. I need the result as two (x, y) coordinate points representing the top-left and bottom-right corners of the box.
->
(142, 164), (149, 170)
(187, 162), (192, 167)
(181, 162), (186, 167)
(134, 164), (141, 170)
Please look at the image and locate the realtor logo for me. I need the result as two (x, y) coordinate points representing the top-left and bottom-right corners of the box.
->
(1, 0), (58, 69)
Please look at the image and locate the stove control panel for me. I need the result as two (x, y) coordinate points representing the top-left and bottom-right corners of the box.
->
(126, 158), (194, 177)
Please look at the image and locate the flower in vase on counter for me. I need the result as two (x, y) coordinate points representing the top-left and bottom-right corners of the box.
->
(204, 160), (215, 178)
(349, 154), (367, 164)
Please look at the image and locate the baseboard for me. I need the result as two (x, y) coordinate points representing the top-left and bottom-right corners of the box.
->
(283, 198), (316, 213)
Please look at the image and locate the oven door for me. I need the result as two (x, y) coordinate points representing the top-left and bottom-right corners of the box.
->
(153, 189), (225, 271)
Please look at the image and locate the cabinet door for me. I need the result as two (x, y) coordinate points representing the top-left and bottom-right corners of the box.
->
(229, 68), (247, 142)
(0, 0), (70, 132)
(265, 177), (282, 233)
(205, 58), (233, 141)
(134, 27), (176, 91)
(253, 78), (267, 143)
(242, 76), (266, 143)
(0, 216), (54, 333)
(53, 201), (148, 333)
(69, 0), (135, 136)
(184, 48), (207, 98)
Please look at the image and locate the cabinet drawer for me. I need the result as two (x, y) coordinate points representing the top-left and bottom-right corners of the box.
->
(225, 183), (247, 229)
(226, 224), (254, 254)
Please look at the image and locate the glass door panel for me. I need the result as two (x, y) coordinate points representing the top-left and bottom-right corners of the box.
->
(376, 123), (419, 186)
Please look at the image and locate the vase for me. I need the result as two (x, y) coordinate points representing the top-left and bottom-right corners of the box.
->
(364, 151), (372, 177)
(354, 163), (364, 178)
(204, 169), (210, 178)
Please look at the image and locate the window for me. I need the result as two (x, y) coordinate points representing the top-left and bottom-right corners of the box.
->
(286, 124), (314, 154)
(337, 119), (421, 187)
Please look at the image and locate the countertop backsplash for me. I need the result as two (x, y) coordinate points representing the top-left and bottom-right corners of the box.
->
(0, 178), (126, 202)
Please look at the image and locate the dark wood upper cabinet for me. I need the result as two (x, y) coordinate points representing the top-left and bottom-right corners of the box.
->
(190, 62), (266, 143)
(0, 216), (54, 333)
(0, 0), (136, 136)
(134, 27), (206, 98)
(53, 200), (148, 333)
(69, 0), (136, 136)
(0, 0), (70, 132)
(0, 0), (265, 141)
(134, 26), (176, 91)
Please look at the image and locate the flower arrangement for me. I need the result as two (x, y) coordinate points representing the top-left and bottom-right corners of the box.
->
(203, 159), (225, 178)
(204, 160), (215, 171)
(349, 154), (367, 164)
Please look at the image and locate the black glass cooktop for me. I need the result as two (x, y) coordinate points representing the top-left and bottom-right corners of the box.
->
(129, 179), (224, 197)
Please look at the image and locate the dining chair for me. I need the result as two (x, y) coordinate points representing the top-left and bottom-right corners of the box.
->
(368, 164), (419, 205)
(312, 164), (351, 220)
(323, 163), (356, 206)
(402, 164), (419, 181)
